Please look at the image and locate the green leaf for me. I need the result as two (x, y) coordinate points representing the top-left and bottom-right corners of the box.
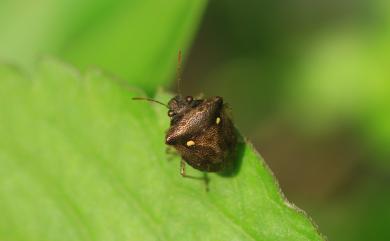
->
(0, 0), (206, 92)
(0, 60), (324, 241)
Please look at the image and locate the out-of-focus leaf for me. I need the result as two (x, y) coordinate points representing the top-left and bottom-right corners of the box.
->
(0, 60), (324, 241)
(0, 0), (206, 92)
(283, 29), (390, 164)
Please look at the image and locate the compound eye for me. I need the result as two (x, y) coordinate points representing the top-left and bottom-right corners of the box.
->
(186, 96), (193, 103)
(168, 110), (175, 117)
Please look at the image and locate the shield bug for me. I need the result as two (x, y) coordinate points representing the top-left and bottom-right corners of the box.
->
(133, 51), (237, 184)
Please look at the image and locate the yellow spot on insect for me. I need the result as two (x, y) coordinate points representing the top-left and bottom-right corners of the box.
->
(216, 117), (221, 125)
(186, 140), (195, 147)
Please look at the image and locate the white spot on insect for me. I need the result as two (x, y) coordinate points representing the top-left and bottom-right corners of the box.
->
(216, 117), (221, 125)
(186, 140), (195, 147)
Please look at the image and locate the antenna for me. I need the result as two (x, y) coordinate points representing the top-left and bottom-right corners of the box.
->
(132, 97), (169, 108)
(176, 50), (182, 94)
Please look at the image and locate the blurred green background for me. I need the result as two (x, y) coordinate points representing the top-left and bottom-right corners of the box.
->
(180, 1), (390, 240)
(1, 0), (389, 240)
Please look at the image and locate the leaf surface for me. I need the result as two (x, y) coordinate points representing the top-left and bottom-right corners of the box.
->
(0, 60), (324, 241)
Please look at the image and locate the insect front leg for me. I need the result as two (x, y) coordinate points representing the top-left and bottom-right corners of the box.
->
(180, 159), (209, 191)
(165, 146), (177, 161)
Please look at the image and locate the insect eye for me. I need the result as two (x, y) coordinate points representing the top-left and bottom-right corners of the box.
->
(168, 110), (175, 117)
(186, 96), (193, 103)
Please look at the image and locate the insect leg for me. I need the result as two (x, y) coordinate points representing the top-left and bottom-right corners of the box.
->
(180, 159), (210, 191)
(203, 172), (210, 192)
(165, 146), (177, 161)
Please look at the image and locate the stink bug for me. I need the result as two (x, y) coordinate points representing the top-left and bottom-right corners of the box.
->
(133, 51), (237, 184)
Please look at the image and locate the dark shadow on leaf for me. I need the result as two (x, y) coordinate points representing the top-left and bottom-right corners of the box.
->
(218, 132), (245, 178)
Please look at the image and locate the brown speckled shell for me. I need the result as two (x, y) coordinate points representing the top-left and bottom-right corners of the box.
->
(165, 96), (236, 172)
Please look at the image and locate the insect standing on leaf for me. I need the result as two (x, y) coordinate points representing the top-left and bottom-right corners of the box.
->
(132, 51), (237, 187)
